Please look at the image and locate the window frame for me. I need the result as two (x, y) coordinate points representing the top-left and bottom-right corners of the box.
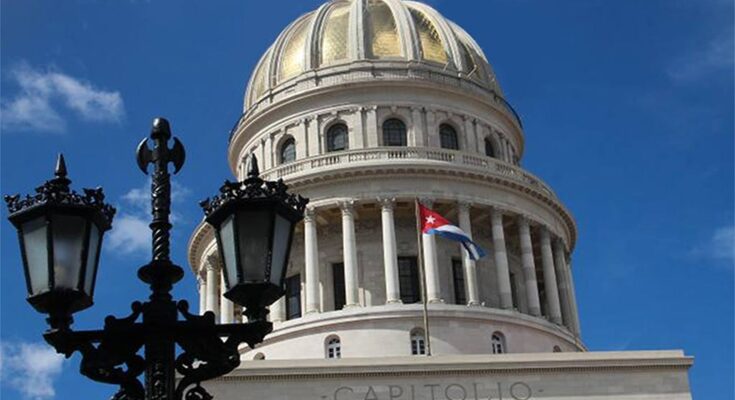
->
(326, 123), (349, 152)
(439, 123), (459, 150)
(280, 137), (296, 164)
(451, 258), (466, 305)
(491, 332), (505, 354)
(398, 256), (420, 304)
(484, 137), (495, 158)
(382, 118), (407, 147)
(285, 274), (301, 320)
(410, 329), (426, 355)
(332, 263), (346, 311)
(326, 336), (342, 359)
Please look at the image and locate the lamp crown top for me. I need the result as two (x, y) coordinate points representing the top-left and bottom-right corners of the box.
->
(3, 155), (116, 228)
(247, 154), (260, 179)
(55, 153), (68, 179)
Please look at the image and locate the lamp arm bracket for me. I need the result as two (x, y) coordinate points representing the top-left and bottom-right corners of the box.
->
(43, 302), (147, 400)
(173, 301), (273, 400)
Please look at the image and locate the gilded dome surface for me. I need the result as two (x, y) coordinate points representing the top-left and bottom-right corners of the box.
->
(244, 0), (501, 110)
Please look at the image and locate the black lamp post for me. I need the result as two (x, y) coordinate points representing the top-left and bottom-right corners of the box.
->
(4, 118), (308, 400)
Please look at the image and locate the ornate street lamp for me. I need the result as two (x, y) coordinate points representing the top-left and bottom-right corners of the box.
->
(4, 117), (307, 400)
(5, 154), (115, 328)
(200, 156), (306, 321)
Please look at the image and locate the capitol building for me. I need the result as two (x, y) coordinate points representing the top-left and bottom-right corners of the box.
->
(187, 0), (693, 398)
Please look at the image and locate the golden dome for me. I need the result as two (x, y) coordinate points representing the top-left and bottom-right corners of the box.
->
(244, 0), (501, 110)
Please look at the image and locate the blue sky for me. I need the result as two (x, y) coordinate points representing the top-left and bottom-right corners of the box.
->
(1, 0), (732, 399)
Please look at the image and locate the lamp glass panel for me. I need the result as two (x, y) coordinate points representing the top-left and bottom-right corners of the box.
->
(83, 223), (100, 295)
(235, 209), (271, 282)
(21, 217), (49, 295)
(269, 213), (292, 285)
(51, 215), (86, 290)
(219, 214), (239, 289)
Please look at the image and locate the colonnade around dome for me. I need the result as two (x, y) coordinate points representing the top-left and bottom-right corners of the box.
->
(191, 195), (583, 359)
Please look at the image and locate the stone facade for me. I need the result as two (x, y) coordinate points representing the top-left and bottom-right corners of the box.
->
(186, 0), (693, 398)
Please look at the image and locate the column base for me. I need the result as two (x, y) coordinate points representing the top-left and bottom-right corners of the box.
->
(466, 301), (482, 307)
(428, 298), (445, 304)
(386, 299), (403, 304)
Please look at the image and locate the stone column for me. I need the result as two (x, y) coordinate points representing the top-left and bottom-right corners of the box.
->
(304, 207), (321, 313)
(540, 227), (563, 324)
(421, 200), (442, 303)
(553, 238), (573, 330)
(270, 296), (286, 323)
(220, 272), (234, 324)
(518, 217), (541, 316)
(457, 202), (479, 305)
(341, 201), (360, 307)
(205, 257), (220, 319)
(566, 258), (582, 336)
(490, 207), (513, 309)
(380, 198), (401, 303)
(198, 275), (207, 315)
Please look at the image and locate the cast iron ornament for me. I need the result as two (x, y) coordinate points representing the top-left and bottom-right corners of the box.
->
(5, 118), (278, 400)
(4, 154), (116, 224)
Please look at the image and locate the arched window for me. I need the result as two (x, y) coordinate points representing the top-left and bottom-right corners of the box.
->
(410, 328), (426, 355)
(553, 345), (562, 353)
(326, 337), (342, 359)
(280, 137), (296, 164)
(382, 118), (407, 146)
(253, 352), (265, 360)
(491, 332), (505, 354)
(439, 124), (459, 150)
(484, 138), (495, 158)
(326, 123), (348, 152)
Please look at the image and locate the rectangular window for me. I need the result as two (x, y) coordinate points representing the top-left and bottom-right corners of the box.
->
(285, 274), (301, 320)
(398, 257), (420, 304)
(332, 263), (346, 311)
(509, 272), (518, 310)
(452, 258), (466, 305)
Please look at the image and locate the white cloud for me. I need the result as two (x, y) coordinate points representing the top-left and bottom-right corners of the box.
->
(668, 33), (734, 83)
(107, 213), (151, 255)
(0, 341), (65, 400)
(691, 224), (735, 268)
(709, 225), (735, 262)
(1, 63), (124, 133)
(107, 180), (191, 255)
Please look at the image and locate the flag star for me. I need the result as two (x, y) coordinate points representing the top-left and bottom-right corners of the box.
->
(426, 215), (436, 225)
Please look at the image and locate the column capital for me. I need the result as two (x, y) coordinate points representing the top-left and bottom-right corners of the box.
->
(517, 214), (534, 227)
(339, 200), (356, 216)
(377, 197), (396, 210)
(304, 206), (318, 222)
(489, 205), (507, 217)
(457, 200), (472, 213)
(553, 236), (568, 253)
(205, 253), (221, 272)
(419, 197), (434, 208)
(539, 225), (552, 241)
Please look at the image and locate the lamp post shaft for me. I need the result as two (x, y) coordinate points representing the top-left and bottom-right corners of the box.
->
(136, 118), (187, 400)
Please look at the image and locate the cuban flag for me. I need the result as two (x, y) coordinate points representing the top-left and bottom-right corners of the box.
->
(419, 202), (487, 261)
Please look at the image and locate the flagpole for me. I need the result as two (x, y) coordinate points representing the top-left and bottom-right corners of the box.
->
(415, 198), (432, 356)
